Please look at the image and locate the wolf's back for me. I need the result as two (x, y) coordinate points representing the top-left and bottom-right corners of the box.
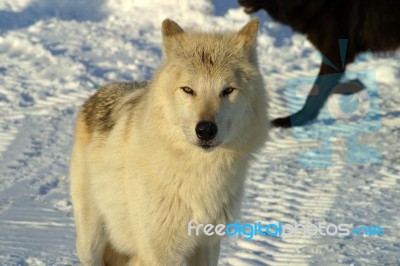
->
(79, 81), (147, 134)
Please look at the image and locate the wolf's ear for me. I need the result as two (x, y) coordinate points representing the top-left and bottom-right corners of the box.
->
(162, 19), (184, 37)
(161, 19), (184, 59)
(237, 18), (259, 49)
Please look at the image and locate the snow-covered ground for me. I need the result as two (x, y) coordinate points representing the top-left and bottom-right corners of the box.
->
(0, 0), (399, 265)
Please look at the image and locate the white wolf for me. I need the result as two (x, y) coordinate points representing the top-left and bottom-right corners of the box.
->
(70, 18), (269, 266)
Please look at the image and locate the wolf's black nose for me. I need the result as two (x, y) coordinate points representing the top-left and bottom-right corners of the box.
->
(196, 121), (218, 141)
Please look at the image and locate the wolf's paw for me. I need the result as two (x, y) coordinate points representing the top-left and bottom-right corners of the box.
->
(272, 111), (318, 128)
(272, 116), (291, 128)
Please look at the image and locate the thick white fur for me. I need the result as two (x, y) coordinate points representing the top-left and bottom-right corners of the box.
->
(70, 18), (269, 266)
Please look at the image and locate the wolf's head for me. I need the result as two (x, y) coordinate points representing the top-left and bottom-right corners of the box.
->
(150, 19), (267, 152)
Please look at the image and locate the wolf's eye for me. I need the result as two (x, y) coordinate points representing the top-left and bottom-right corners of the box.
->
(180, 86), (194, 95)
(221, 86), (236, 97)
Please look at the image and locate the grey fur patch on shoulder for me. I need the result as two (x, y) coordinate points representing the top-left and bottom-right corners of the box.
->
(82, 81), (147, 133)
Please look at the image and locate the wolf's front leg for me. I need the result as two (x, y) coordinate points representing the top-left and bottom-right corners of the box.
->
(186, 240), (220, 266)
(74, 213), (107, 265)
(272, 62), (345, 128)
(74, 203), (107, 266)
(71, 177), (107, 265)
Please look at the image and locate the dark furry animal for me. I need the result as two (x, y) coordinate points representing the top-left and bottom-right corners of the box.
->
(239, 0), (400, 127)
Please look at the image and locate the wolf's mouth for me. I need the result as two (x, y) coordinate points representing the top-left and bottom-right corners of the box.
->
(238, 0), (264, 14)
(198, 141), (218, 150)
(244, 6), (258, 13)
(200, 144), (213, 150)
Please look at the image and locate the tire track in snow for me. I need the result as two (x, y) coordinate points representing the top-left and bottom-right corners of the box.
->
(0, 109), (77, 262)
